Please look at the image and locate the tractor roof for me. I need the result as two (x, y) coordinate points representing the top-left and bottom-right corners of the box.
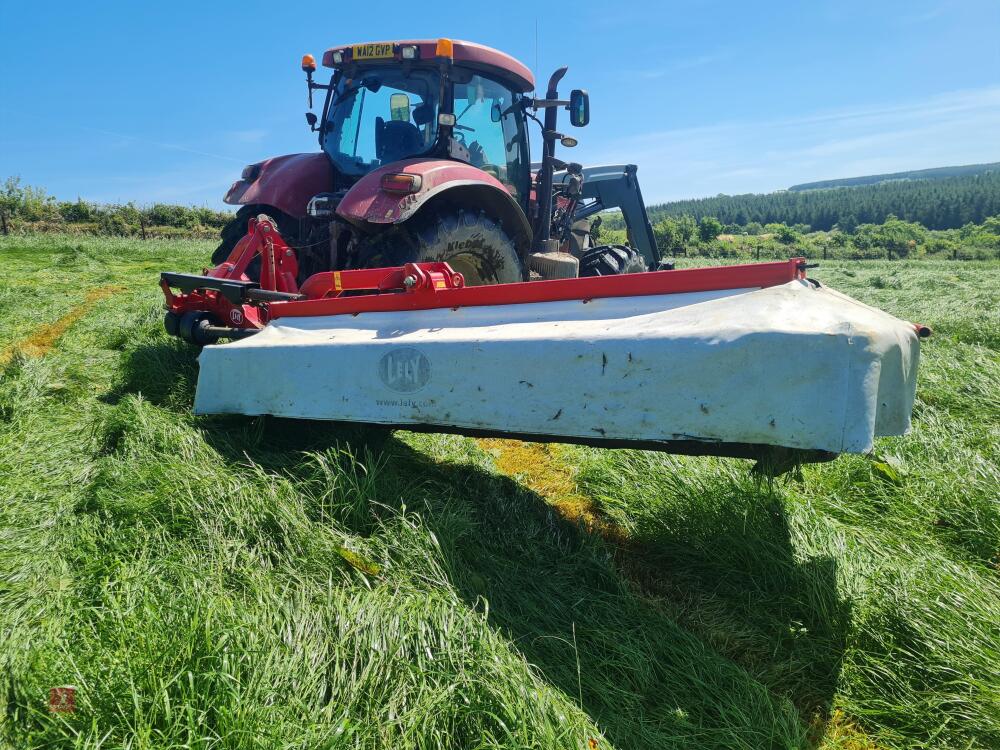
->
(322, 39), (535, 93)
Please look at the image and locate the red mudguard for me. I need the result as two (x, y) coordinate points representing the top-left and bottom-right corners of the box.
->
(223, 153), (333, 219)
(335, 158), (526, 226)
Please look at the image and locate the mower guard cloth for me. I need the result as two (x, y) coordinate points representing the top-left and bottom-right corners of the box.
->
(193, 280), (920, 455)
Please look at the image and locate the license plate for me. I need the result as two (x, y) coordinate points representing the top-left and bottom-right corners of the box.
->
(352, 43), (394, 60)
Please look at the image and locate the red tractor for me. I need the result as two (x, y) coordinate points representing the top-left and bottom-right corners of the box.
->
(165, 38), (661, 344)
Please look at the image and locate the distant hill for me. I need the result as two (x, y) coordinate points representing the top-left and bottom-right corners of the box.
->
(645, 169), (1000, 231)
(788, 162), (1000, 192)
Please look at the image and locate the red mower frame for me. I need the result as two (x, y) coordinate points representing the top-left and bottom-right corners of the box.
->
(161, 217), (835, 345)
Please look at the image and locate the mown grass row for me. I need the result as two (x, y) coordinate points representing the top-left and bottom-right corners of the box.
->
(1, 235), (998, 749)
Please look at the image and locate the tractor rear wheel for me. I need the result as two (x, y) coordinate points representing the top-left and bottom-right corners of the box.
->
(579, 244), (648, 277)
(211, 206), (258, 266)
(399, 210), (522, 285)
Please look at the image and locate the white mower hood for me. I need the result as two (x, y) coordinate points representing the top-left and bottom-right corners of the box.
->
(193, 279), (920, 456)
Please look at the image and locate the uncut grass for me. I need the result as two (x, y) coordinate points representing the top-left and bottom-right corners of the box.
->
(1, 315), (599, 746)
(1, 236), (802, 748)
(1, 235), (998, 749)
(570, 261), (1000, 749)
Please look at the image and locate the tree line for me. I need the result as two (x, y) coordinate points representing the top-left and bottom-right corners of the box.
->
(0, 176), (231, 237)
(787, 161), (999, 191)
(594, 212), (1000, 261)
(5, 173), (1000, 261)
(644, 170), (1000, 232)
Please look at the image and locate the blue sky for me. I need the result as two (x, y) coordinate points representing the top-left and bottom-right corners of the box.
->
(1, 0), (997, 207)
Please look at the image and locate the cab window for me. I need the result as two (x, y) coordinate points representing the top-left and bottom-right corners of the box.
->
(324, 68), (439, 176)
(452, 74), (529, 204)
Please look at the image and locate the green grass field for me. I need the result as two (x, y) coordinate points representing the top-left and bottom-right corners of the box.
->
(1, 235), (998, 749)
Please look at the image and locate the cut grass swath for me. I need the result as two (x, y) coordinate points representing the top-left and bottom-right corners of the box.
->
(0, 234), (997, 749)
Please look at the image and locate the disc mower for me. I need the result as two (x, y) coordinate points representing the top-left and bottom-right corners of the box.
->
(160, 39), (929, 465)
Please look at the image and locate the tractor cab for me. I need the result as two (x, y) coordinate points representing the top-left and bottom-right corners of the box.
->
(217, 38), (657, 289)
(310, 40), (534, 208)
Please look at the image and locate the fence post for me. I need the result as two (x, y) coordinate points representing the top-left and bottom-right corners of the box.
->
(0, 211), (7, 236)
(952, 247), (957, 261)
(139, 217), (147, 240)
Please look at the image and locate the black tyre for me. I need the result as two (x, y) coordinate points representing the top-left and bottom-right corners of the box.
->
(385, 210), (522, 285)
(164, 311), (180, 337)
(179, 311), (217, 346)
(579, 244), (648, 277)
(211, 205), (258, 266)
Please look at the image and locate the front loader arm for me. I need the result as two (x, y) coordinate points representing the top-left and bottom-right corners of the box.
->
(556, 164), (660, 266)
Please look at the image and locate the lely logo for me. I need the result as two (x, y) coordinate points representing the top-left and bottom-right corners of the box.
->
(378, 347), (431, 393)
(229, 308), (244, 325)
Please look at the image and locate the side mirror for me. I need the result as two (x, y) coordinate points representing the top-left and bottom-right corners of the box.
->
(305, 112), (318, 131)
(568, 89), (590, 127)
(490, 102), (502, 123)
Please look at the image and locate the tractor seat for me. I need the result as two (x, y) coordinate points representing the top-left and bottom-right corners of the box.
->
(379, 119), (423, 163)
(412, 103), (433, 126)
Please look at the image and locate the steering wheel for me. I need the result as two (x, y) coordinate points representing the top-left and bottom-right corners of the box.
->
(468, 141), (486, 166)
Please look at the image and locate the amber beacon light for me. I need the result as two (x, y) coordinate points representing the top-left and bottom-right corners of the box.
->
(435, 38), (454, 58)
